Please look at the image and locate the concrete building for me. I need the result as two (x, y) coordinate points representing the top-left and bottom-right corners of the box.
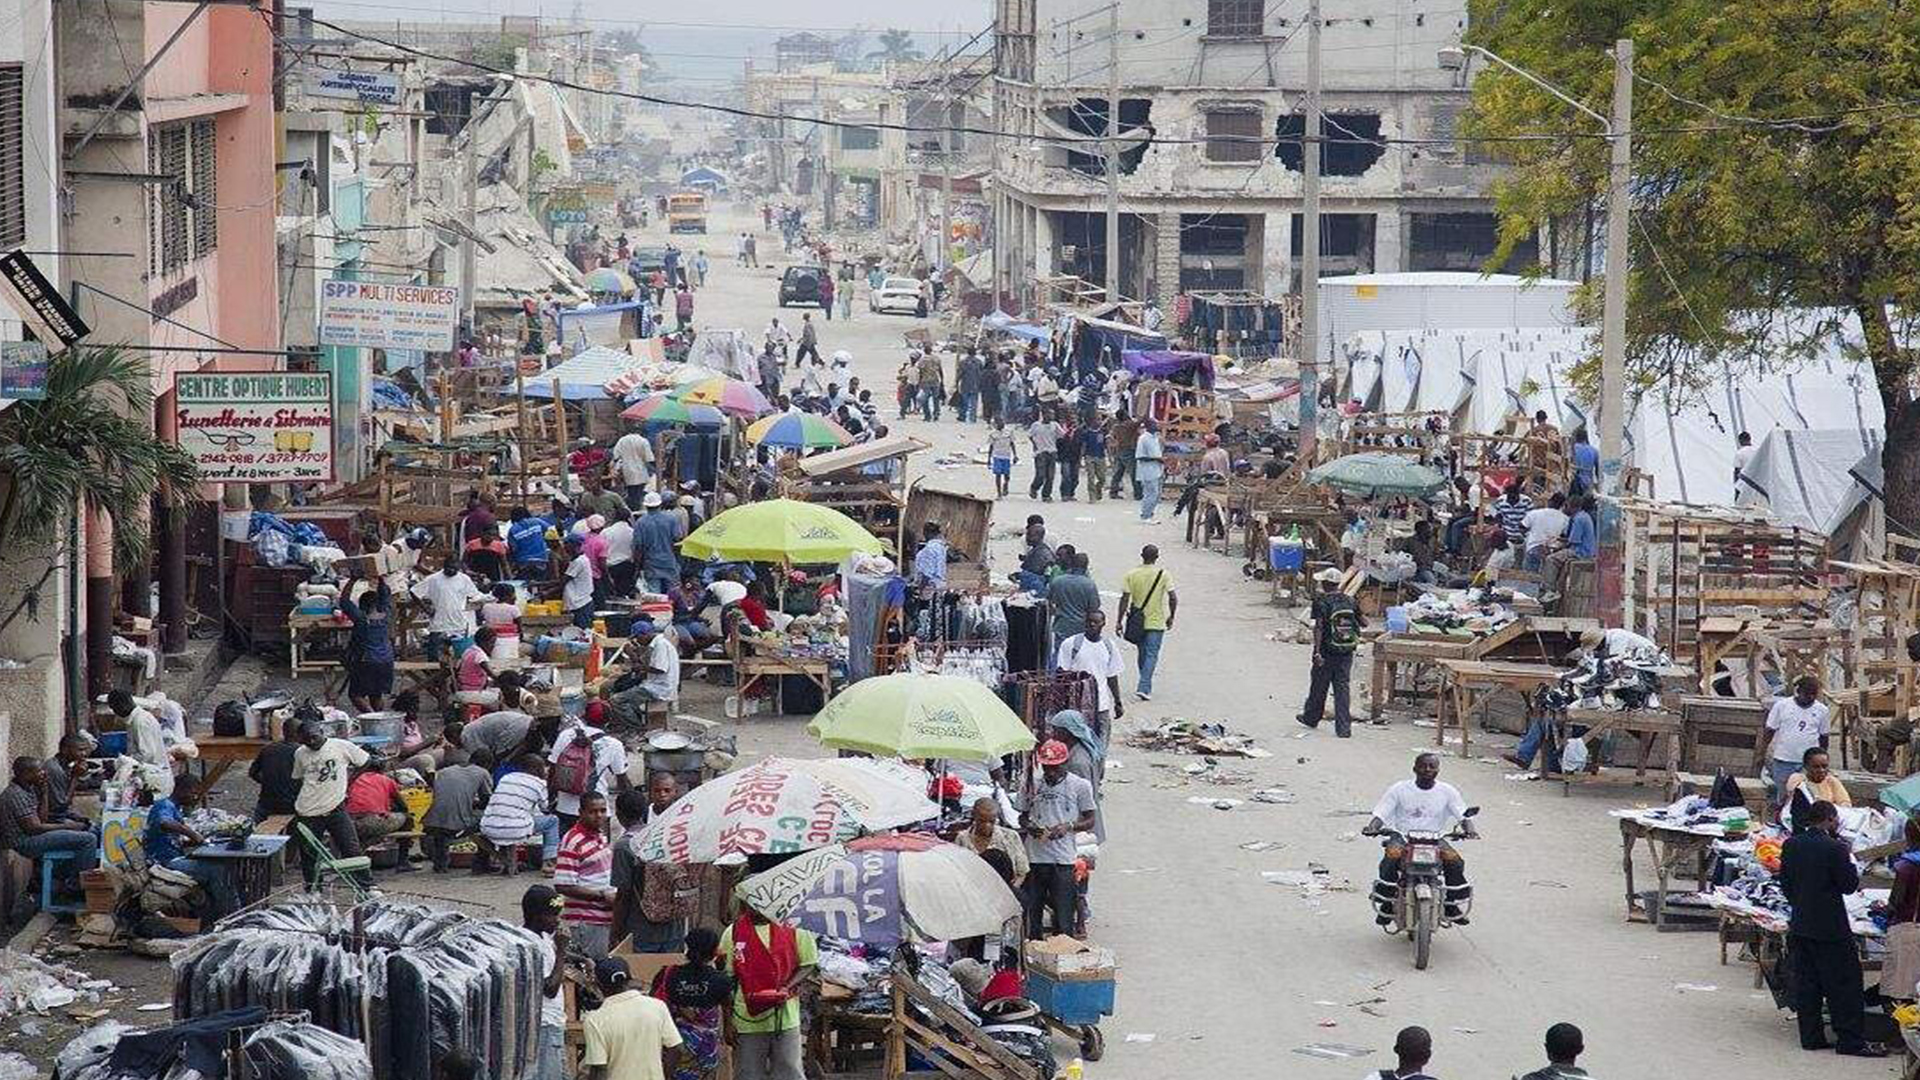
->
(992, 0), (1525, 314)
(743, 65), (884, 197)
(875, 55), (994, 263)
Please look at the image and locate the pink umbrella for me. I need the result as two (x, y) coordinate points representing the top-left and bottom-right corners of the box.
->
(675, 377), (774, 418)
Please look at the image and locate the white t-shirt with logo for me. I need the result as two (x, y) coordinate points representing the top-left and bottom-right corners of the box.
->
(1370, 779), (1467, 836)
(1767, 696), (1830, 763)
(292, 738), (371, 817)
(1055, 634), (1125, 712)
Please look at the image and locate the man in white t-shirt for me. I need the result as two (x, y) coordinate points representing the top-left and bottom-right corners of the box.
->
(1363, 753), (1475, 925)
(601, 508), (637, 600)
(559, 535), (596, 629)
(637, 620), (681, 703)
(1520, 493), (1570, 571)
(611, 431), (656, 506)
(291, 719), (372, 887)
(1765, 676), (1830, 803)
(1054, 609), (1126, 735)
(548, 721), (630, 824)
(411, 562), (483, 660)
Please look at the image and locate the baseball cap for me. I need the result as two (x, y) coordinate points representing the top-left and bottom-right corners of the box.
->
(1036, 739), (1070, 766)
(642, 492), (663, 508)
(1314, 567), (1345, 584)
(594, 957), (632, 989)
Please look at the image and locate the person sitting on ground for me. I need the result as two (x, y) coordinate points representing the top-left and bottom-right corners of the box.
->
(344, 757), (416, 871)
(1, 756), (99, 893)
(1514, 1021), (1589, 1080)
(422, 749), (494, 873)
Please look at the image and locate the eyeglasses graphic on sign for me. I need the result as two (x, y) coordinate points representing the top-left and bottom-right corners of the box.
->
(200, 430), (258, 450)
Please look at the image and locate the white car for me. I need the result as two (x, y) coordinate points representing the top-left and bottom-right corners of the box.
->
(869, 276), (927, 315)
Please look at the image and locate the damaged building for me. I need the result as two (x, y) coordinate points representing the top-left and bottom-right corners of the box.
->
(991, 0), (1528, 311)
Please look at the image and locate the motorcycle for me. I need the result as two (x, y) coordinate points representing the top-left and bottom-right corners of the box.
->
(1369, 806), (1478, 970)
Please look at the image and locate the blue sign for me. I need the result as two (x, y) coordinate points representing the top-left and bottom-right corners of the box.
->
(0, 341), (49, 400)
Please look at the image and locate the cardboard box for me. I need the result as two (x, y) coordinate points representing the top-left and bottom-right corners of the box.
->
(1024, 935), (1116, 980)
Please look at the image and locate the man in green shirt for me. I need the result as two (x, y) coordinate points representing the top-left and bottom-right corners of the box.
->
(1116, 544), (1177, 701)
(719, 910), (818, 1080)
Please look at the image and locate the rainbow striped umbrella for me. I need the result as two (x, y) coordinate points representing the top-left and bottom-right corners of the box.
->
(619, 393), (724, 427)
(675, 377), (773, 418)
(746, 412), (853, 450)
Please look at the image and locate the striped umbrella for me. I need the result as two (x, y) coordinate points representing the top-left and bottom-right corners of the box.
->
(619, 393), (724, 427)
(675, 377), (773, 417)
(746, 412), (853, 450)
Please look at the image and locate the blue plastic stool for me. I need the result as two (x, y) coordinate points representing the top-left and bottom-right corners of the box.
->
(40, 850), (85, 914)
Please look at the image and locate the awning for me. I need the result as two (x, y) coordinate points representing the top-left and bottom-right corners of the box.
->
(1123, 350), (1214, 380)
(795, 433), (932, 476)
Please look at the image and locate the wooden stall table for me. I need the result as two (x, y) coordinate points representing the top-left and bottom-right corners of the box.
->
(1434, 660), (1571, 758)
(886, 971), (1041, 1080)
(1611, 811), (1720, 931)
(187, 834), (291, 910)
(1370, 634), (1479, 721)
(188, 736), (271, 798)
(735, 639), (835, 715)
(810, 983), (891, 1074)
(1548, 707), (1685, 791)
(287, 611), (351, 700)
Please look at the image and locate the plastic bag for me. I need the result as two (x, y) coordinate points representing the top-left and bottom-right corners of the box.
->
(1561, 736), (1590, 773)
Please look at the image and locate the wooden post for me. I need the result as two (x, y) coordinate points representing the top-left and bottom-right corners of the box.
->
(553, 380), (570, 486)
(516, 365), (529, 499)
(439, 372), (453, 444)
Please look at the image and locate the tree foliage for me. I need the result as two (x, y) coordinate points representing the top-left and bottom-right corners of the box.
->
(0, 347), (201, 633)
(866, 29), (923, 65)
(1464, 0), (1920, 515)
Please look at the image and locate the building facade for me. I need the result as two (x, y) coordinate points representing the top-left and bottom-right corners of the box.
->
(992, 0), (1524, 313)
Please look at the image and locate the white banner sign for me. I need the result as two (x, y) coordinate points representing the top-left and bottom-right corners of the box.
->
(318, 280), (460, 352)
(174, 372), (335, 483)
(305, 68), (403, 107)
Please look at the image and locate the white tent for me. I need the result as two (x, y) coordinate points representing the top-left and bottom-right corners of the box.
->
(1735, 428), (1883, 535)
(686, 330), (758, 382)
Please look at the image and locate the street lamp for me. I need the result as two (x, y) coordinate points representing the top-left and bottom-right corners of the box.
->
(1444, 40), (1634, 503)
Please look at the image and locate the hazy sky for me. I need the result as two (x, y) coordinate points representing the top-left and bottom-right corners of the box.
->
(310, 0), (993, 33)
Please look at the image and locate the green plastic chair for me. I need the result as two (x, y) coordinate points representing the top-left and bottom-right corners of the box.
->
(292, 822), (373, 896)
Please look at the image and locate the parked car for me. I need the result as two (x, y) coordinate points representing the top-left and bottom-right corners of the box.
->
(869, 276), (927, 316)
(778, 266), (829, 308)
(627, 247), (670, 277)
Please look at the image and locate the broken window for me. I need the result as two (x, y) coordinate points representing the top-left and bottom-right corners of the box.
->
(1053, 98), (1153, 176)
(1274, 112), (1386, 175)
(1208, 0), (1265, 38)
(1290, 212), (1376, 272)
(1408, 212), (1541, 272)
(1204, 109), (1263, 163)
(1181, 214), (1249, 256)
(839, 126), (880, 151)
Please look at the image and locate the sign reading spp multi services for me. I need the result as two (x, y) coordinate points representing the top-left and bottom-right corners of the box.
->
(174, 372), (335, 483)
(304, 68), (404, 107)
(318, 280), (460, 352)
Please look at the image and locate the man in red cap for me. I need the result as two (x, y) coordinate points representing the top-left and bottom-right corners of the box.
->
(1019, 739), (1097, 939)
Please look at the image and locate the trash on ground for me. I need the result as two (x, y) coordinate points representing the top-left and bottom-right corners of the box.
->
(0, 950), (105, 1019)
(1127, 719), (1270, 758)
(1239, 840), (1283, 852)
(1528, 880), (1569, 889)
(1251, 788), (1296, 804)
(1124, 1033), (1156, 1043)
(1673, 983), (1718, 993)
(1293, 1043), (1374, 1060)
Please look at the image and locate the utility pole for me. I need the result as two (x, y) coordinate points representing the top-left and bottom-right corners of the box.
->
(1103, 3), (1120, 300)
(1297, 0), (1322, 456)
(939, 47), (954, 274)
(461, 134), (479, 337)
(1596, 37), (1634, 627)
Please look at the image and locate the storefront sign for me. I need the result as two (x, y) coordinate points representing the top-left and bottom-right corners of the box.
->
(0, 341), (49, 400)
(0, 250), (89, 353)
(318, 280), (459, 352)
(174, 371), (335, 483)
(305, 68), (403, 107)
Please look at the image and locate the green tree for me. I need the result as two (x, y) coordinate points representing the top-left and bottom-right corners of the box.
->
(0, 346), (200, 637)
(866, 28), (923, 65)
(1464, 0), (1920, 521)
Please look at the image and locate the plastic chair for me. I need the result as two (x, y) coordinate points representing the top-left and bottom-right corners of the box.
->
(292, 822), (373, 897)
(40, 851), (84, 914)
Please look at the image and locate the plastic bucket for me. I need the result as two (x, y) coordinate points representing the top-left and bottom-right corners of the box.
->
(1269, 539), (1305, 572)
(1385, 606), (1411, 634)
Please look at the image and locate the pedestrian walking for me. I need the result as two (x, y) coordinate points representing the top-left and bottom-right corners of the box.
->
(1056, 416), (1083, 500)
(1117, 545), (1176, 701)
(1109, 413), (1139, 499)
(675, 285), (695, 332)
(1027, 412), (1061, 500)
(1134, 419), (1165, 519)
(915, 349), (945, 421)
(581, 957), (689, 1080)
(745, 234), (759, 268)
(820, 275), (836, 321)
(291, 719), (371, 888)
(720, 908), (818, 1080)
(987, 419), (1017, 498)
(1019, 740), (1095, 939)
(1298, 567), (1362, 737)
(794, 313), (821, 366)
(737, 232), (751, 267)
(956, 350), (982, 423)
(693, 250), (709, 288)
(1082, 419), (1108, 502)
(522, 886), (570, 1080)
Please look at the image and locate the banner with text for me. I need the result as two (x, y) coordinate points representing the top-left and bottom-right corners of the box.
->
(304, 68), (403, 107)
(174, 372), (335, 483)
(318, 280), (460, 352)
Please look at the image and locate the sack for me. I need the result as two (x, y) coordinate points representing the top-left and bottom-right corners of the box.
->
(550, 732), (596, 797)
(1323, 600), (1362, 655)
(1123, 571), (1164, 646)
(1561, 736), (1590, 773)
(1708, 769), (1746, 810)
(212, 701), (249, 738)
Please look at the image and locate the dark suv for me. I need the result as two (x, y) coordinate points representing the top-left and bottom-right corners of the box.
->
(778, 266), (828, 308)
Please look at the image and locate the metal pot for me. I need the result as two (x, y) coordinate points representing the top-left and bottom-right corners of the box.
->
(646, 747), (708, 774)
(358, 711), (407, 743)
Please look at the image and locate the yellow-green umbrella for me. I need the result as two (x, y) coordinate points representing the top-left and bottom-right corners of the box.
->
(808, 673), (1037, 761)
(678, 498), (885, 564)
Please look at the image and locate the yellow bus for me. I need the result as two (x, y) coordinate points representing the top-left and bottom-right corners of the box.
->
(666, 192), (708, 234)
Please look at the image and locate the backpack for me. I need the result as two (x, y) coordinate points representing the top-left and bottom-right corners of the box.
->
(550, 731), (597, 797)
(1323, 598), (1362, 654)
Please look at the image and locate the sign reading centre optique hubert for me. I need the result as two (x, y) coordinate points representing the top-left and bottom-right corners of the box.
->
(318, 279), (460, 352)
(174, 372), (335, 483)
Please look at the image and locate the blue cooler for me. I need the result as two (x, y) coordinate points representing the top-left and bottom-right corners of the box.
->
(1269, 539), (1305, 573)
(1385, 606), (1411, 634)
(1026, 970), (1116, 1025)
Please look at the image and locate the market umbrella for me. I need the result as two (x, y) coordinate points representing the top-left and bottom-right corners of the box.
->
(627, 757), (939, 864)
(619, 393), (725, 427)
(808, 672), (1036, 761)
(675, 376), (774, 417)
(1308, 451), (1448, 498)
(679, 498), (885, 564)
(734, 833), (1021, 948)
(584, 267), (636, 294)
(745, 412), (853, 450)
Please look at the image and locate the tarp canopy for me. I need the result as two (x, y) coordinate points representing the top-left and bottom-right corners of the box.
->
(517, 346), (645, 400)
(981, 310), (1049, 343)
(1735, 428), (1883, 534)
(1123, 350), (1216, 384)
(680, 166), (730, 189)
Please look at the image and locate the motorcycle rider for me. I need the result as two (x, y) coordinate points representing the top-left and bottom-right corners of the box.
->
(1362, 752), (1476, 926)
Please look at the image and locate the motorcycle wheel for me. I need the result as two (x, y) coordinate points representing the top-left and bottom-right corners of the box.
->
(1413, 895), (1436, 971)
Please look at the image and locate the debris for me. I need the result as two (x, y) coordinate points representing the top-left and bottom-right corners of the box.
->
(1412, 719), (1437, 728)
(0, 949), (101, 1020)
(136, 1001), (172, 1012)
(1451, 1027), (1480, 1035)
(1127, 720), (1268, 758)
(1251, 788), (1296, 804)
(1358, 1005), (1387, 1018)
(1337, 832), (1359, 842)
(1292, 1043), (1373, 1060)
(1239, 840), (1283, 852)
(1185, 796), (1242, 809)
(66, 1007), (109, 1022)
(1123, 1033), (1156, 1043)
(0, 1051), (36, 1080)
(1673, 983), (1718, 993)
(1516, 820), (1534, 827)
(1312, 1000), (1339, 1007)
(1316, 1019), (1339, 1028)
(1528, 880), (1569, 889)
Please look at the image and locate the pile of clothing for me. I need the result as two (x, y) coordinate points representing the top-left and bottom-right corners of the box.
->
(1401, 591), (1519, 636)
(1722, 861), (1791, 917)
(54, 1013), (372, 1080)
(170, 900), (544, 1080)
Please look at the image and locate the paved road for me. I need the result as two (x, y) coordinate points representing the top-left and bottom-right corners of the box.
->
(651, 199), (1890, 1079)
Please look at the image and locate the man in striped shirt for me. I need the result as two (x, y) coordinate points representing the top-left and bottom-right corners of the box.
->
(554, 791), (618, 959)
(479, 755), (560, 874)
(1495, 482), (1534, 549)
